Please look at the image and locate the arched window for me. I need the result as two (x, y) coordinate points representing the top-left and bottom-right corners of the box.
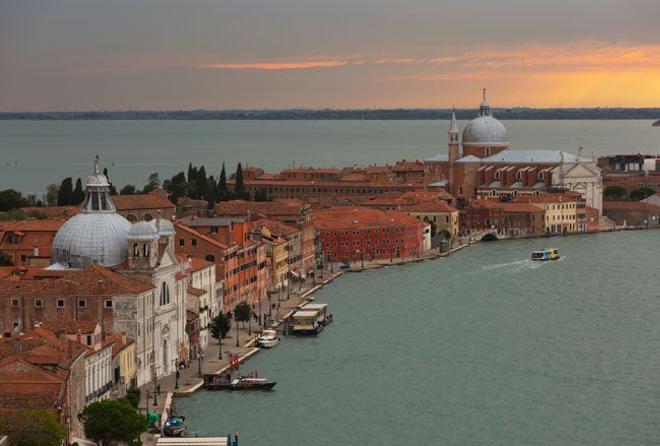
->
(133, 243), (139, 257)
(494, 169), (501, 180)
(160, 282), (170, 305)
(515, 170), (522, 181)
(538, 171), (545, 181)
(143, 243), (149, 257)
(485, 147), (492, 156)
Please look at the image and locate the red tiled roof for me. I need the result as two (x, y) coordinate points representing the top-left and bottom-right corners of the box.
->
(173, 222), (229, 250)
(513, 193), (577, 204)
(499, 202), (546, 213)
(112, 193), (175, 210)
(104, 332), (134, 357)
(400, 202), (458, 213)
(313, 207), (425, 230)
(20, 206), (79, 218)
(0, 219), (65, 232)
(187, 286), (206, 297)
(215, 199), (305, 217)
(0, 264), (154, 298)
(249, 217), (299, 237)
(42, 320), (99, 335)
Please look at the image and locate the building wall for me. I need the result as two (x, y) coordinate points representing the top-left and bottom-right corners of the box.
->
(84, 345), (113, 404)
(67, 353), (86, 443)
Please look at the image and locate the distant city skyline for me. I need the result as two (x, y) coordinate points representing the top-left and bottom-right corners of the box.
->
(1, 0), (659, 110)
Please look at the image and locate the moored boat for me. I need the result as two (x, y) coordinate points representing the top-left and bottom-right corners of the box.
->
(203, 374), (276, 391)
(257, 329), (279, 348)
(288, 310), (324, 335)
(531, 248), (560, 261)
(301, 303), (333, 326)
(163, 416), (186, 437)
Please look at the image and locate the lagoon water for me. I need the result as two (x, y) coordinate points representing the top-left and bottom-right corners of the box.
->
(177, 230), (660, 446)
(1, 119), (658, 194)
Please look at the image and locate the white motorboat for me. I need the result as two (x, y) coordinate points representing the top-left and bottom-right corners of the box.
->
(257, 329), (279, 348)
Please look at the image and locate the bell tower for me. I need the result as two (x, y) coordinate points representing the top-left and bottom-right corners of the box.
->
(448, 107), (460, 190)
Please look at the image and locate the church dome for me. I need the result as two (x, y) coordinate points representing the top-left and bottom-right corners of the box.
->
(462, 116), (508, 146)
(52, 213), (131, 268)
(152, 218), (175, 236)
(129, 221), (159, 240)
(51, 155), (131, 268)
(462, 88), (509, 146)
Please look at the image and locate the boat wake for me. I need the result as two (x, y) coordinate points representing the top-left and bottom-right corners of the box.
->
(481, 259), (542, 273)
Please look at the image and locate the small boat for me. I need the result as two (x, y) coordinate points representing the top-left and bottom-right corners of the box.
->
(257, 329), (279, 348)
(163, 416), (186, 437)
(531, 248), (560, 261)
(652, 119), (660, 127)
(203, 375), (277, 391)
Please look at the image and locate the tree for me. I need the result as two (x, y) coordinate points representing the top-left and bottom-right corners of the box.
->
(234, 301), (251, 347)
(0, 252), (12, 266)
(234, 163), (248, 200)
(254, 189), (269, 202)
(0, 189), (28, 211)
(81, 399), (146, 446)
(73, 178), (85, 204)
(0, 408), (67, 446)
(217, 162), (229, 201)
(143, 173), (160, 193)
(196, 166), (209, 201)
(45, 183), (59, 206)
(603, 185), (627, 200)
(163, 172), (187, 203)
(57, 177), (74, 205)
(210, 312), (232, 359)
(630, 187), (655, 201)
(120, 184), (137, 195)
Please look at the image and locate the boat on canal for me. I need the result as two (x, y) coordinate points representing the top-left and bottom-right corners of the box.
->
(256, 329), (279, 348)
(203, 374), (276, 391)
(162, 416), (187, 437)
(301, 303), (333, 326)
(531, 248), (560, 261)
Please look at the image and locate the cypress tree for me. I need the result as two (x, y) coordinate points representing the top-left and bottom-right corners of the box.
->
(234, 163), (247, 199)
(57, 177), (74, 205)
(217, 162), (229, 201)
(197, 166), (209, 200)
(73, 178), (85, 204)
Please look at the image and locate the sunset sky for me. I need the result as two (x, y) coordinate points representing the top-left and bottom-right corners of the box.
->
(1, 0), (659, 110)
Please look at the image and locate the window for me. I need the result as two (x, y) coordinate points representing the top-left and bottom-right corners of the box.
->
(11, 299), (19, 308)
(160, 282), (170, 305)
(20, 255), (26, 262)
(86, 335), (92, 346)
(104, 300), (113, 308)
(133, 243), (139, 257)
(78, 299), (87, 308)
(34, 298), (43, 308)
(515, 170), (522, 180)
(57, 299), (65, 308)
(494, 169), (501, 180)
(210, 226), (218, 234)
(143, 243), (149, 257)
(192, 239), (197, 247)
(206, 255), (215, 262)
(179, 239), (185, 247)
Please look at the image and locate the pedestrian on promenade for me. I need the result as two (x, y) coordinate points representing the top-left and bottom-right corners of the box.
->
(157, 384), (161, 395)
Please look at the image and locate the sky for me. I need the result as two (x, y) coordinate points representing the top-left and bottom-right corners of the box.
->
(1, 0), (659, 110)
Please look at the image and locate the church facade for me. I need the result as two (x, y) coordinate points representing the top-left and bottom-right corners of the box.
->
(426, 90), (603, 215)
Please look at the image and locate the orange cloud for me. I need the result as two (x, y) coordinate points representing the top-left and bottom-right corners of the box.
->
(199, 60), (350, 70)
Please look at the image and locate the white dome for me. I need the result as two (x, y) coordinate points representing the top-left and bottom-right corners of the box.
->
(152, 219), (175, 236)
(129, 221), (159, 240)
(462, 116), (508, 146)
(52, 212), (131, 268)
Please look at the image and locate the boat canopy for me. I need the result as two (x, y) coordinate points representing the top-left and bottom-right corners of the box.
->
(292, 310), (318, 318)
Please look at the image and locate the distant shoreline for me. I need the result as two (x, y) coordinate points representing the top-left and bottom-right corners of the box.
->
(1, 108), (660, 121)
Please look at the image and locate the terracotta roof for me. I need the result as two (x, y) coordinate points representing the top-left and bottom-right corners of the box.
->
(42, 320), (99, 335)
(400, 202), (458, 213)
(104, 332), (134, 357)
(187, 286), (206, 297)
(467, 200), (504, 210)
(173, 222), (229, 250)
(313, 207), (426, 230)
(112, 192), (175, 210)
(339, 173), (367, 182)
(0, 356), (66, 410)
(250, 217), (299, 237)
(20, 206), (79, 218)
(0, 219), (65, 232)
(215, 199), (305, 217)
(0, 264), (154, 298)
(499, 202), (546, 213)
(398, 189), (455, 203)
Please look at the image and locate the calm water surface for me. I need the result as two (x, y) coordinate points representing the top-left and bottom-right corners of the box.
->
(177, 231), (660, 446)
(1, 120), (658, 194)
